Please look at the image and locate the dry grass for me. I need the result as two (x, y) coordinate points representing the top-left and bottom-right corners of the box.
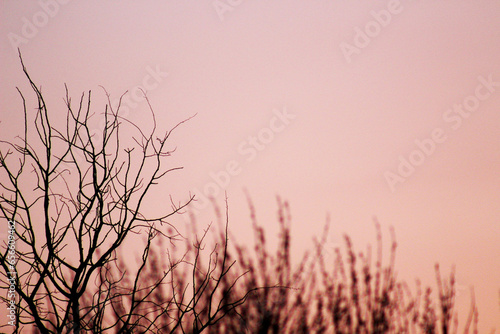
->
(28, 198), (482, 333)
(79, 197), (480, 334)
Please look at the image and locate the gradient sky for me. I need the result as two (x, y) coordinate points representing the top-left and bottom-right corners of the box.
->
(1, 0), (500, 331)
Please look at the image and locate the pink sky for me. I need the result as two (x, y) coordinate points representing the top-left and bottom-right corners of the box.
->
(1, 0), (500, 331)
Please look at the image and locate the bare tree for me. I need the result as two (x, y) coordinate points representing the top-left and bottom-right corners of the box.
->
(0, 53), (200, 333)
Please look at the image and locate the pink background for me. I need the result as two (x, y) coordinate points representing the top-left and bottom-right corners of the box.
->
(1, 0), (499, 331)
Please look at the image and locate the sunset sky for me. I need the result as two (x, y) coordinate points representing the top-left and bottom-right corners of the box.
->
(1, 0), (499, 331)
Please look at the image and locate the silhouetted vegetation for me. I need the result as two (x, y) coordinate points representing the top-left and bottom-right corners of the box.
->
(0, 55), (484, 333)
(75, 196), (480, 334)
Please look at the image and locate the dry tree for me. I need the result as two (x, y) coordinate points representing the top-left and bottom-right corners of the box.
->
(0, 52), (197, 333)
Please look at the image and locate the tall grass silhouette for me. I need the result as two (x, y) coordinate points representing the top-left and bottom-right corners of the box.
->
(78, 197), (480, 334)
